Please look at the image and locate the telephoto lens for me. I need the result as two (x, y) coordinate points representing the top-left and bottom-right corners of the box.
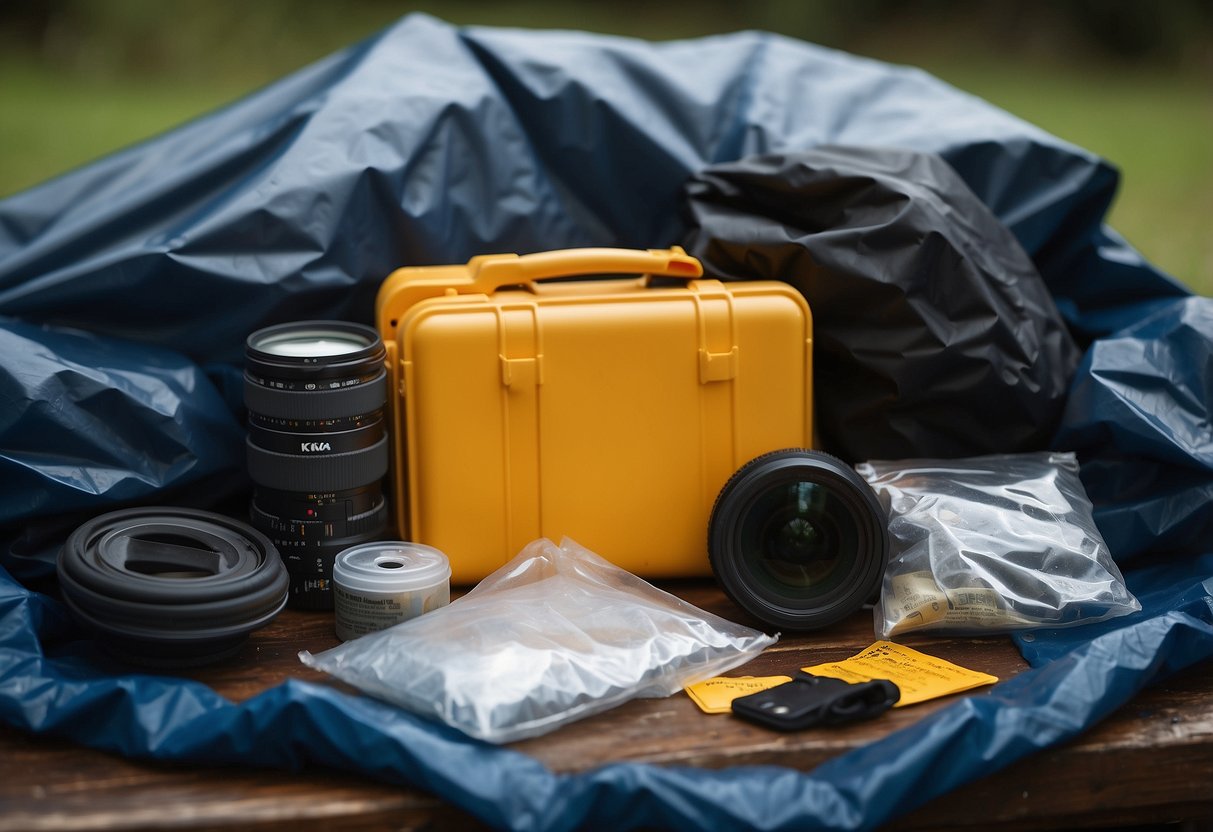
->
(708, 449), (889, 631)
(244, 321), (389, 610)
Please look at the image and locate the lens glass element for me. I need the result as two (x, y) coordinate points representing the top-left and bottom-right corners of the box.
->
(740, 480), (859, 598)
(252, 328), (370, 358)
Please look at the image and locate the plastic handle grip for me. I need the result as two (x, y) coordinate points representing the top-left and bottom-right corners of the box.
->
(469, 247), (703, 293)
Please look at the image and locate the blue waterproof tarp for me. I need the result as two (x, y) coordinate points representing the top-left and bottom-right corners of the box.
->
(1, 14), (1211, 831)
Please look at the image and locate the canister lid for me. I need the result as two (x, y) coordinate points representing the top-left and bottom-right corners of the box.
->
(333, 541), (451, 594)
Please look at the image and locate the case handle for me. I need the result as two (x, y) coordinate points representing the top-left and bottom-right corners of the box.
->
(468, 246), (702, 293)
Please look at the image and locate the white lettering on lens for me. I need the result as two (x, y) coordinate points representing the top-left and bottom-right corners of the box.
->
(301, 442), (333, 452)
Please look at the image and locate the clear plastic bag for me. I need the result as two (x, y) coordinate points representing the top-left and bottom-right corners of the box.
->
(299, 538), (776, 743)
(856, 452), (1140, 638)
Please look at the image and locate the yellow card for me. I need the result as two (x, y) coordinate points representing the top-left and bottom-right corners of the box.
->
(684, 675), (793, 714)
(804, 641), (998, 707)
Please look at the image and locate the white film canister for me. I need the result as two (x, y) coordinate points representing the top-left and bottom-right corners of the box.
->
(332, 541), (451, 641)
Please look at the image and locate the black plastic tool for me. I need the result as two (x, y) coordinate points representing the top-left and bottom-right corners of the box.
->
(731, 671), (899, 731)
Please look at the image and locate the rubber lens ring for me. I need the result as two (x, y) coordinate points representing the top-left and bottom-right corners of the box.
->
(57, 507), (289, 667)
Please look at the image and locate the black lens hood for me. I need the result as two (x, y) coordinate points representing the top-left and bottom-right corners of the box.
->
(709, 449), (889, 631)
(57, 508), (289, 667)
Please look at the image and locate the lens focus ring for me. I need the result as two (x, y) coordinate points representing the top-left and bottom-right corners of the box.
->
(246, 435), (389, 493)
(244, 368), (387, 421)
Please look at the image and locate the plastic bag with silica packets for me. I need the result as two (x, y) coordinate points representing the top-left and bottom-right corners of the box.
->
(299, 537), (777, 743)
(857, 452), (1140, 638)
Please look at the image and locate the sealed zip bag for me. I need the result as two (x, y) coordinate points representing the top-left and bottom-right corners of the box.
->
(857, 452), (1140, 638)
(299, 537), (776, 743)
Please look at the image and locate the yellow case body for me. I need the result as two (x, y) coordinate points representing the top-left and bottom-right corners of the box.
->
(376, 247), (813, 584)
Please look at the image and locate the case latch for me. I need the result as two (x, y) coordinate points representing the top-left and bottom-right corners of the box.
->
(699, 346), (738, 382)
(693, 281), (739, 384)
(500, 356), (540, 388)
(497, 304), (543, 389)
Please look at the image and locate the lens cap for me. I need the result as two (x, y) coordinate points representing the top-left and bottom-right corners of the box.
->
(57, 508), (290, 667)
(708, 449), (889, 631)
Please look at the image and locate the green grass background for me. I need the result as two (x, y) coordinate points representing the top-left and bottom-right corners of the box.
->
(1, 2), (1209, 293)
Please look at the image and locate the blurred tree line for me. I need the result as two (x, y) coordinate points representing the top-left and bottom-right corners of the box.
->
(2, 0), (1210, 83)
(2, 0), (1209, 290)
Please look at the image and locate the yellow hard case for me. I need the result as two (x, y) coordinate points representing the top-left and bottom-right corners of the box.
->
(376, 247), (813, 584)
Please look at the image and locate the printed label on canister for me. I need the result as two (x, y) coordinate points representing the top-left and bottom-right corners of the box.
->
(333, 584), (450, 641)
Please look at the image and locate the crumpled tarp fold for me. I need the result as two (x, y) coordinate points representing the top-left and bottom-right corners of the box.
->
(682, 146), (1082, 461)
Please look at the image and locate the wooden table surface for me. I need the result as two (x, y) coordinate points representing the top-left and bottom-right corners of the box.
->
(1, 582), (1211, 832)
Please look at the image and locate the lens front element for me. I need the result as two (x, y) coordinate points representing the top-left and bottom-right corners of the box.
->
(709, 449), (888, 631)
(251, 326), (371, 358)
(743, 480), (858, 595)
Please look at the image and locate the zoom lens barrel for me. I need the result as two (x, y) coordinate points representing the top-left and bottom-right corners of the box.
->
(708, 449), (889, 631)
(244, 321), (389, 610)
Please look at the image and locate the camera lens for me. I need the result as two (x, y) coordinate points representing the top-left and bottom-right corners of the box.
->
(244, 321), (389, 610)
(708, 449), (888, 630)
